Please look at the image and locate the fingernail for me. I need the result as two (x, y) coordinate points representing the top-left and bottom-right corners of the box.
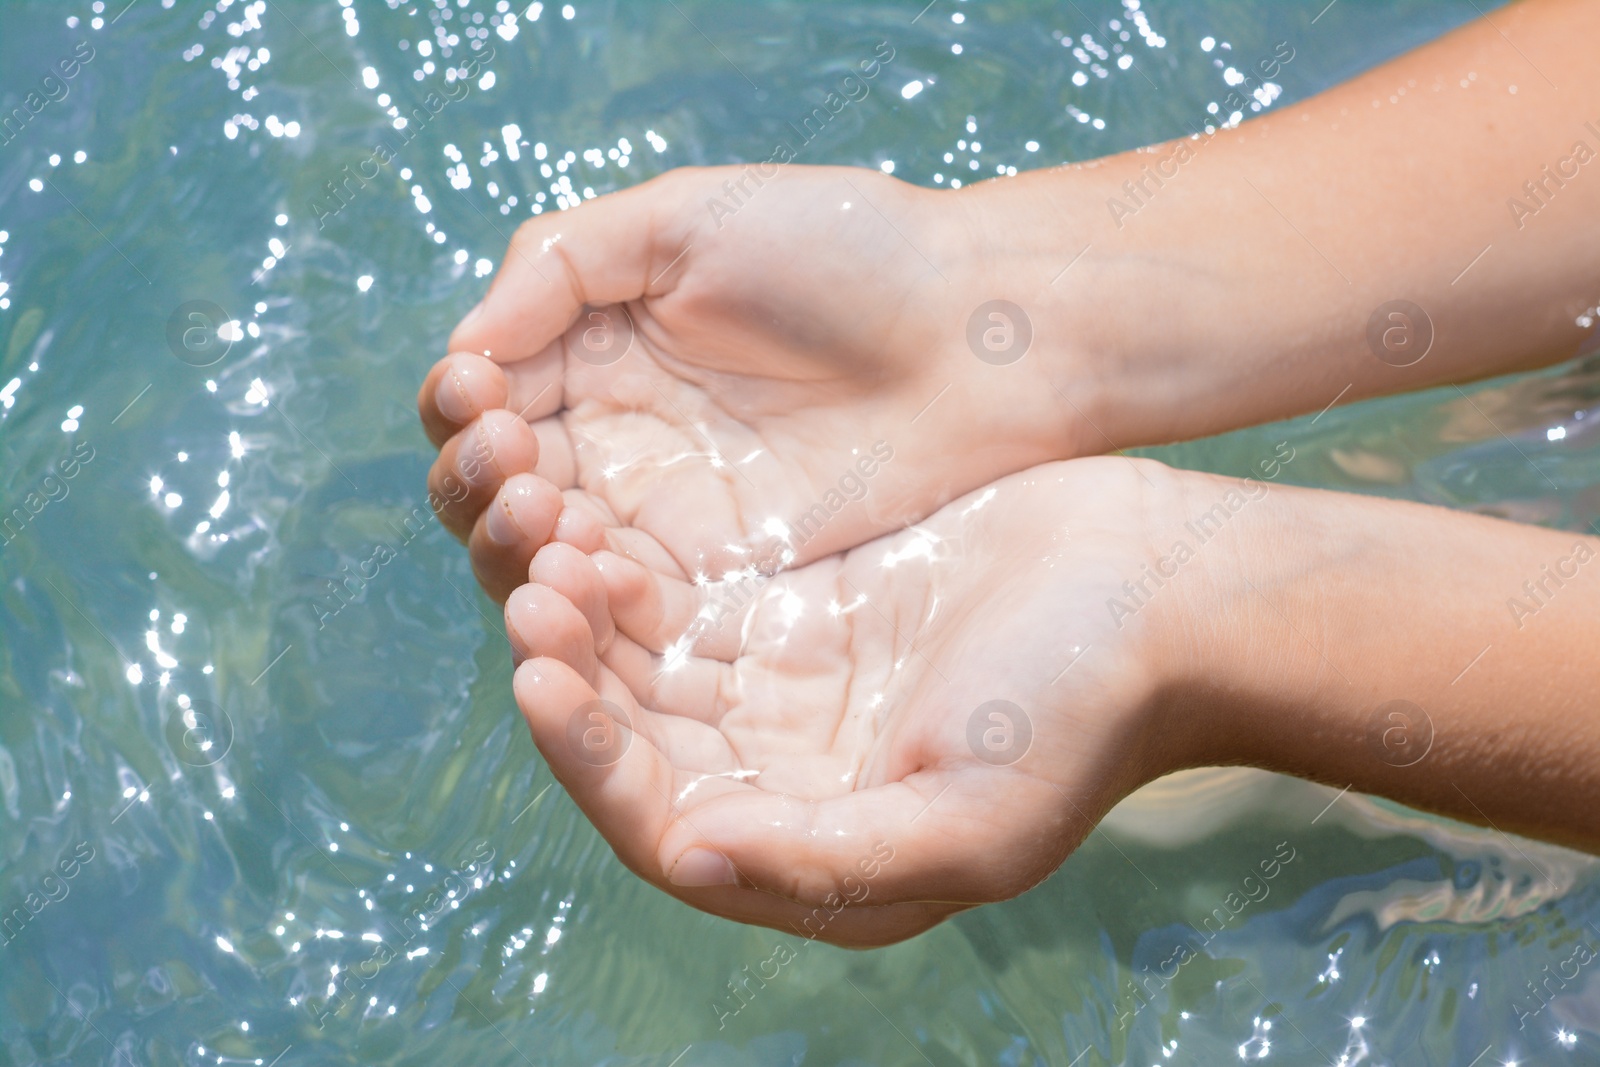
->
(436, 365), (477, 423)
(485, 490), (528, 546)
(504, 596), (532, 658)
(668, 847), (737, 888)
(458, 420), (504, 487)
(479, 421), (505, 475)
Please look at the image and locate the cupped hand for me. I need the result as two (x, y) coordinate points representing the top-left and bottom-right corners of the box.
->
(503, 457), (1192, 947)
(418, 164), (1085, 603)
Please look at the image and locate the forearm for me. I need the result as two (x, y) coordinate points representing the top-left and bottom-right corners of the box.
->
(1160, 482), (1600, 852)
(967, 0), (1600, 449)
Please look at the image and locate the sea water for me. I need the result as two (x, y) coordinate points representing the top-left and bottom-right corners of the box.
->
(2, 0), (1599, 1064)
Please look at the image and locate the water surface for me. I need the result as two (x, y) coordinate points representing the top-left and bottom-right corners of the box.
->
(3, 1), (1600, 1064)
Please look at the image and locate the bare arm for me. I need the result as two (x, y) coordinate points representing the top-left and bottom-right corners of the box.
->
(453, 2), (1600, 945)
(1151, 480), (1600, 853)
(969, 0), (1600, 448)
(492, 454), (1600, 948)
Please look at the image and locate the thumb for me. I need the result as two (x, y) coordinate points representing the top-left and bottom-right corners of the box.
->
(656, 772), (1072, 908)
(447, 170), (699, 366)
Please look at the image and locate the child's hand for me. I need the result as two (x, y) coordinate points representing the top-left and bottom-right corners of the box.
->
(417, 165), (1086, 603)
(496, 442), (1600, 934)
(501, 457), (1195, 946)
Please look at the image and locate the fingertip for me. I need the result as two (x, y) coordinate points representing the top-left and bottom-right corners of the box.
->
(588, 549), (670, 649)
(469, 474), (568, 602)
(464, 409), (539, 488)
(449, 181), (681, 366)
(591, 549), (644, 606)
(666, 846), (739, 888)
(446, 228), (572, 366)
(434, 352), (507, 425)
(512, 656), (598, 744)
(512, 655), (545, 701)
(513, 655), (573, 717)
(655, 798), (764, 895)
(504, 582), (599, 682)
(529, 541), (616, 652)
(553, 503), (607, 553)
(485, 473), (564, 548)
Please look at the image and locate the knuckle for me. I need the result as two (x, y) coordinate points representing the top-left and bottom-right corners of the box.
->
(510, 216), (548, 252)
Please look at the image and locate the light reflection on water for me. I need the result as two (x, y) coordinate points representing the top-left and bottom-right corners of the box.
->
(1, 0), (1598, 1064)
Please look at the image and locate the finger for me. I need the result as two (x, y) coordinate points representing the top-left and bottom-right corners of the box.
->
(427, 410), (540, 541)
(563, 409), (761, 579)
(418, 352), (508, 449)
(560, 487), (620, 527)
(468, 473), (566, 603)
(448, 172), (695, 367)
(592, 549), (749, 661)
(528, 541), (616, 654)
(662, 859), (968, 948)
(656, 771), (1069, 907)
(630, 698), (743, 776)
(512, 656), (682, 877)
(512, 660), (966, 948)
(519, 649), (742, 794)
(550, 492), (609, 553)
(529, 416), (578, 489)
(677, 886), (967, 949)
(601, 527), (688, 579)
(497, 340), (566, 422)
(601, 630), (735, 726)
(504, 582), (598, 684)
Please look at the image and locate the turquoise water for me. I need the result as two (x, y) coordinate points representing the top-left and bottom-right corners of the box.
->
(3, 0), (1600, 1064)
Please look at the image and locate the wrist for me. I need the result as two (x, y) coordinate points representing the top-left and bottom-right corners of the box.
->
(947, 159), (1208, 461)
(901, 179), (1104, 467)
(1136, 468), (1343, 777)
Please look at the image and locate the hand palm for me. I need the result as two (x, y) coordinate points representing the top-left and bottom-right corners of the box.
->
(507, 460), (1163, 946)
(422, 166), (1065, 600)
